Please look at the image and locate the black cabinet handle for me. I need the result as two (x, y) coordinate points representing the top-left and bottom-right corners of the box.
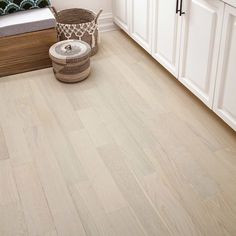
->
(180, 0), (185, 16)
(176, 0), (185, 16)
(176, 0), (179, 14)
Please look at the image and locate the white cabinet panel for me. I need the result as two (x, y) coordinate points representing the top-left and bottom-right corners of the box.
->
(152, 0), (182, 77)
(112, 0), (236, 130)
(214, 5), (236, 131)
(130, 0), (153, 52)
(179, 0), (224, 107)
(113, 0), (129, 32)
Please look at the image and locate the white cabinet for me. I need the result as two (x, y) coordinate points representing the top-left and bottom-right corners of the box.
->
(113, 0), (236, 131)
(179, 0), (224, 108)
(214, 5), (236, 130)
(113, 0), (130, 32)
(130, 0), (153, 52)
(152, 0), (182, 77)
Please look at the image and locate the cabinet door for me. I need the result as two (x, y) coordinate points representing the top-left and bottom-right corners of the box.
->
(113, 0), (130, 32)
(213, 5), (236, 131)
(152, 0), (182, 77)
(179, 0), (224, 107)
(130, 0), (153, 52)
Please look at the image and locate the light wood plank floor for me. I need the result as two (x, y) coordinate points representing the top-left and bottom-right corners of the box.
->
(0, 30), (236, 236)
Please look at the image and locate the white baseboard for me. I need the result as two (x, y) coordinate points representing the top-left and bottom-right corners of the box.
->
(98, 13), (118, 32)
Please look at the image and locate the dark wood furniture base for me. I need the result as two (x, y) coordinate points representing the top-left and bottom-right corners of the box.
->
(0, 28), (57, 77)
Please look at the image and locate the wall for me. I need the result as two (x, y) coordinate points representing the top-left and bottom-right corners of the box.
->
(51, 0), (112, 14)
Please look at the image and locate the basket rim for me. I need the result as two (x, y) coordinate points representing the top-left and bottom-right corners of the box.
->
(57, 8), (96, 15)
(49, 40), (91, 65)
(56, 8), (96, 23)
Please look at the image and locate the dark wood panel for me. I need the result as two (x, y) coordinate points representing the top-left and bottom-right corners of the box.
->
(0, 28), (57, 77)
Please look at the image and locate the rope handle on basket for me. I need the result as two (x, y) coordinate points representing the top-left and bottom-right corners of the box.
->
(95, 9), (103, 24)
(51, 7), (102, 24)
(50, 6), (58, 18)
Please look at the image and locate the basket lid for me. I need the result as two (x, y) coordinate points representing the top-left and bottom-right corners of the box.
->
(49, 40), (91, 64)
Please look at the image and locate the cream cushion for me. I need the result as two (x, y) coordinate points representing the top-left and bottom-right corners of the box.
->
(0, 8), (56, 37)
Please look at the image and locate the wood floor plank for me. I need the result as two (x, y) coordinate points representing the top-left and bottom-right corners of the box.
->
(76, 73), (205, 236)
(0, 75), (32, 101)
(84, 86), (156, 185)
(78, 53), (236, 235)
(24, 126), (86, 236)
(0, 203), (28, 236)
(144, 113), (235, 194)
(69, 181), (117, 236)
(33, 70), (84, 133)
(84, 87), (124, 125)
(81, 74), (204, 236)
(139, 114), (234, 235)
(1, 124), (32, 166)
(140, 58), (236, 150)
(13, 162), (55, 236)
(105, 120), (155, 176)
(0, 98), (33, 166)
(0, 160), (28, 235)
(44, 230), (58, 236)
(98, 143), (171, 236)
(142, 173), (202, 236)
(0, 160), (19, 205)
(0, 79), (39, 166)
(81, 70), (156, 177)
(87, 79), (214, 235)
(0, 77), (40, 128)
(77, 108), (112, 147)
(69, 129), (127, 214)
(68, 90), (92, 111)
(107, 207), (147, 236)
(214, 147), (236, 171)
(59, 66), (97, 112)
(133, 60), (235, 152)
(107, 55), (167, 113)
(94, 59), (158, 122)
(29, 79), (87, 185)
(0, 126), (9, 160)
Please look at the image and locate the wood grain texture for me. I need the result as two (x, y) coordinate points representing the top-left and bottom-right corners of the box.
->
(69, 129), (127, 214)
(69, 181), (117, 236)
(13, 162), (55, 236)
(24, 126), (86, 236)
(0, 30), (235, 236)
(98, 144), (170, 236)
(0, 28), (57, 77)
(0, 126), (9, 160)
(0, 160), (28, 235)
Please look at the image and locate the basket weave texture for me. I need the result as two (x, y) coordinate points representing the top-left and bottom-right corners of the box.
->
(49, 40), (91, 83)
(56, 8), (102, 55)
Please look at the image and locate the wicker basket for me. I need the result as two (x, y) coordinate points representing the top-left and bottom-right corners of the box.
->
(56, 8), (102, 56)
(49, 40), (91, 83)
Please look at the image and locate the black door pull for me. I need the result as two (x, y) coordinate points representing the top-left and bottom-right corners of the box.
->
(176, 0), (185, 16)
(176, 0), (179, 14)
(180, 0), (185, 16)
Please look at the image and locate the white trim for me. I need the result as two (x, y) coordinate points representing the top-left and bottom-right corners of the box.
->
(98, 12), (118, 32)
(222, 0), (236, 8)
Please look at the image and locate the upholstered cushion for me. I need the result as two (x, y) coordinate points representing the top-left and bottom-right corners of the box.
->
(0, 8), (56, 37)
(0, 0), (51, 16)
